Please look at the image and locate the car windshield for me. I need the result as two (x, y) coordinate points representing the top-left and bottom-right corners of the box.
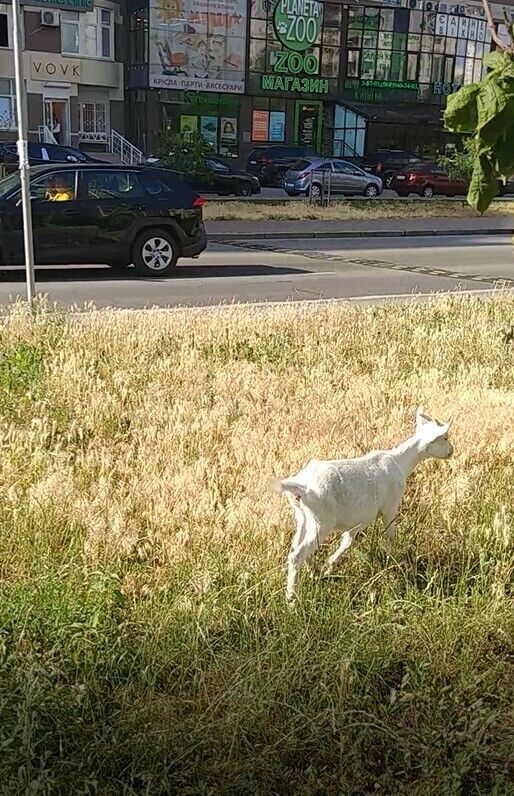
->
(0, 171), (20, 198)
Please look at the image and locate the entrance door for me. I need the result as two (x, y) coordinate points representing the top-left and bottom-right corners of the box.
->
(44, 99), (70, 145)
(294, 101), (323, 152)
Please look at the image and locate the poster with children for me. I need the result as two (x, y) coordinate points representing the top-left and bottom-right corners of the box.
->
(149, 0), (246, 93)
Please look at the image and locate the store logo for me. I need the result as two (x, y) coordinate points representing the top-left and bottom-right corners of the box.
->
(273, 0), (323, 52)
(272, 50), (318, 74)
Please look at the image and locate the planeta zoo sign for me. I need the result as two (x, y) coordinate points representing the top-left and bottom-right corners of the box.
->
(273, 0), (323, 52)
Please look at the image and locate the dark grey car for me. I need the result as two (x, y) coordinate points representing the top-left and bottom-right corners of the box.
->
(283, 158), (383, 198)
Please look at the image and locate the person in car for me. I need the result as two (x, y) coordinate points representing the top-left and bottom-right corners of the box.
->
(45, 178), (73, 202)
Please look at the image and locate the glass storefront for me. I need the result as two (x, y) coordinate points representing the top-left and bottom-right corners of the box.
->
(161, 91), (240, 157)
(344, 5), (491, 105)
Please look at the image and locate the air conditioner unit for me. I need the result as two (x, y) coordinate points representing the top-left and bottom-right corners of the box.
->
(41, 9), (60, 26)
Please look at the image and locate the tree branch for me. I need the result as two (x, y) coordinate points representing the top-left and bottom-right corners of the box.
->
(482, 0), (514, 54)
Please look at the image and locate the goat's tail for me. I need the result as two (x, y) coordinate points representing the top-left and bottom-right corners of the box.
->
(269, 478), (308, 500)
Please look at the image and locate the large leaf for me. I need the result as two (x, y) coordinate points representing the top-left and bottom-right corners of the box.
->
(444, 84), (480, 132)
(483, 50), (507, 71)
(468, 155), (498, 213)
(491, 124), (514, 173)
(476, 78), (514, 131)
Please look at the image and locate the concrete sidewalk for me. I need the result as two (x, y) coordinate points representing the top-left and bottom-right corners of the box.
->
(206, 215), (514, 240)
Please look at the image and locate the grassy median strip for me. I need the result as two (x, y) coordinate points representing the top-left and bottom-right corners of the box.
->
(1, 297), (514, 792)
(204, 198), (514, 221)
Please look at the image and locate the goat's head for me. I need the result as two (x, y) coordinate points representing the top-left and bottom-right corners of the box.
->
(415, 405), (453, 459)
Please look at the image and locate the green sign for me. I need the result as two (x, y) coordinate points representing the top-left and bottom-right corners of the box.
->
(360, 79), (418, 91)
(273, 50), (318, 75)
(273, 0), (323, 52)
(24, 0), (93, 11)
(261, 74), (329, 94)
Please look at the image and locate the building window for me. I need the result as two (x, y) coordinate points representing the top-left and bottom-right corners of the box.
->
(62, 7), (114, 60)
(79, 101), (107, 142)
(345, 6), (490, 99)
(0, 12), (8, 47)
(250, 97), (286, 142)
(333, 105), (366, 157)
(0, 79), (15, 130)
(128, 6), (148, 64)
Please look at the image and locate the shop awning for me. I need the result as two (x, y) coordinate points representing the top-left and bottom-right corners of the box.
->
(338, 101), (444, 127)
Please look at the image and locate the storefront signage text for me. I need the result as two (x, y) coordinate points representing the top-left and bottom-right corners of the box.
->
(360, 79), (418, 91)
(30, 56), (81, 81)
(24, 0), (92, 11)
(273, 0), (323, 52)
(273, 50), (318, 74)
(261, 74), (329, 93)
(433, 81), (462, 95)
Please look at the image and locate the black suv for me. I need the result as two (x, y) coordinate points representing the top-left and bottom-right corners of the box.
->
(1, 142), (100, 174)
(0, 164), (207, 276)
(246, 145), (318, 186)
(361, 149), (422, 187)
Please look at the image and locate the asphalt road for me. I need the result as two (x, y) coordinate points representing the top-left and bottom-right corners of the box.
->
(1, 234), (513, 309)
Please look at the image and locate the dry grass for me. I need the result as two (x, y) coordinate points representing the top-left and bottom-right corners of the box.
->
(204, 198), (514, 221)
(2, 296), (514, 793)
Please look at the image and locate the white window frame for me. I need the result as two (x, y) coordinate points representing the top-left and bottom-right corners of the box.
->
(61, 6), (115, 61)
(79, 100), (108, 142)
(0, 79), (16, 130)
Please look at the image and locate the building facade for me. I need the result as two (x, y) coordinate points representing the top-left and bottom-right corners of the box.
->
(0, 0), (124, 149)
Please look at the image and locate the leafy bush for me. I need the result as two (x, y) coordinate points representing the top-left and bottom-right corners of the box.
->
(158, 130), (213, 184)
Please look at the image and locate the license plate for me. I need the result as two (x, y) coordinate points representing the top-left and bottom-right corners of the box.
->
(396, 175), (406, 180)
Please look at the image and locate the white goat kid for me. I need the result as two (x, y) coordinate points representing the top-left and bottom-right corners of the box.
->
(272, 407), (453, 603)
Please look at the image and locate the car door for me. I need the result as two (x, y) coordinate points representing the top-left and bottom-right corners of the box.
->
(332, 160), (362, 193)
(82, 169), (145, 260)
(29, 169), (91, 263)
(432, 167), (451, 195)
(205, 157), (232, 194)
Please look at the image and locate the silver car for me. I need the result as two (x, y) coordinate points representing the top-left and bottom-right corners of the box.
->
(283, 157), (383, 199)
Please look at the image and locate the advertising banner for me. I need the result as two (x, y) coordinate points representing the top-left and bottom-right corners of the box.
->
(252, 110), (269, 141)
(149, 0), (247, 93)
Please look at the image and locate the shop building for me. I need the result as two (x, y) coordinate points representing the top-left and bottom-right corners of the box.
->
(0, 0), (124, 150)
(124, 0), (512, 162)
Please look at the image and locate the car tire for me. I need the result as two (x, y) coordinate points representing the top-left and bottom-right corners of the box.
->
(421, 185), (435, 199)
(307, 183), (322, 199)
(236, 183), (251, 197)
(133, 229), (179, 277)
(364, 184), (379, 198)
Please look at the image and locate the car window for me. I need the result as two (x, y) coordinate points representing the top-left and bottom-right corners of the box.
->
(46, 144), (86, 162)
(139, 173), (172, 197)
(313, 162), (332, 172)
(28, 143), (43, 159)
(206, 158), (229, 173)
(332, 161), (355, 174)
(29, 170), (77, 202)
(293, 159), (313, 170)
(0, 171), (21, 199)
(87, 170), (144, 200)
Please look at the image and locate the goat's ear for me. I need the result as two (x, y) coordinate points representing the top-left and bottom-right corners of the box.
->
(416, 405), (428, 429)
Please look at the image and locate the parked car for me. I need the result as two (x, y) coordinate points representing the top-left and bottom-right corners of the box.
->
(145, 155), (260, 197)
(498, 174), (514, 195)
(283, 157), (383, 198)
(246, 145), (318, 186)
(0, 164), (207, 276)
(2, 142), (100, 174)
(361, 149), (423, 187)
(390, 163), (468, 198)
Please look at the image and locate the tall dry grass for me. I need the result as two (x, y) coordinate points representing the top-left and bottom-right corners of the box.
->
(1, 296), (514, 794)
(204, 198), (514, 221)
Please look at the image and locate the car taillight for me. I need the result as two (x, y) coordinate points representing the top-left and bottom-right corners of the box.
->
(408, 172), (419, 181)
(298, 171), (309, 179)
(193, 196), (205, 208)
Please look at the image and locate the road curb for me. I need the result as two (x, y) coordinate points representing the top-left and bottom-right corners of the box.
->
(208, 227), (511, 241)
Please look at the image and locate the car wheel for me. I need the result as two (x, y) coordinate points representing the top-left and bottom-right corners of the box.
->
(364, 184), (379, 198)
(133, 229), (178, 277)
(308, 183), (322, 199)
(236, 183), (251, 197)
(422, 185), (434, 198)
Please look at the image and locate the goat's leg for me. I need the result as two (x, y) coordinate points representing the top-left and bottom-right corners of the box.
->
(381, 507), (398, 550)
(290, 506), (306, 551)
(286, 527), (320, 604)
(324, 529), (355, 575)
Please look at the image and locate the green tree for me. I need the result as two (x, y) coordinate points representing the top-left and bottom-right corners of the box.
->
(444, 0), (514, 213)
(158, 130), (213, 184)
(437, 138), (478, 181)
